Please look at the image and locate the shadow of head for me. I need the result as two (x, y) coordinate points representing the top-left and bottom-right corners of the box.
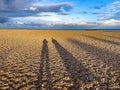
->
(52, 38), (58, 44)
(43, 39), (48, 44)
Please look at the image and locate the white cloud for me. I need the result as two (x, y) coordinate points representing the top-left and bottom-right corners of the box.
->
(11, 12), (61, 25)
(25, 16), (61, 22)
(29, 7), (37, 11)
(97, 1), (120, 20)
(99, 19), (120, 26)
(54, 21), (88, 26)
(11, 14), (120, 27)
(16, 21), (24, 25)
(52, 19), (120, 27)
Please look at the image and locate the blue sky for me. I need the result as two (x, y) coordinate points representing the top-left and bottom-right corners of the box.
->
(0, 0), (120, 29)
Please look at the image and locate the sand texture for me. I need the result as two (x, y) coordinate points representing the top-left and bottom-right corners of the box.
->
(0, 30), (120, 90)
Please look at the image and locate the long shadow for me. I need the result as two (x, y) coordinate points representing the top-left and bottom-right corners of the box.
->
(36, 39), (52, 90)
(67, 38), (120, 71)
(83, 35), (120, 46)
(52, 39), (97, 90)
(101, 31), (120, 33)
(104, 35), (120, 40)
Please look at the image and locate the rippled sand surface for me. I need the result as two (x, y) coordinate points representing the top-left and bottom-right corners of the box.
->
(0, 30), (120, 90)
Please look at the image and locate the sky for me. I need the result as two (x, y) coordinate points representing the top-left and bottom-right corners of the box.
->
(0, 0), (120, 29)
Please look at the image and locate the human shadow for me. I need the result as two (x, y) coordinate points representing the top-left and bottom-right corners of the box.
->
(52, 38), (97, 90)
(67, 38), (120, 71)
(83, 35), (120, 46)
(36, 39), (52, 90)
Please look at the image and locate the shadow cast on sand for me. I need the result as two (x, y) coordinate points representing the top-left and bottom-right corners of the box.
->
(104, 35), (120, 40)
(52, 38), (97, 90)
(36, 39), (52, 90)
(67, 38), (120, 71)
(83, 35), (120, 46)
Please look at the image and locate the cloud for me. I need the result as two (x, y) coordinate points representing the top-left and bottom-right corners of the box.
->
(11, 12), (62, 25)
(93, 12), (111, 15)
(0, 0), (38, 10)
(23, 15), (61, 22)
(95, 1), (120, 20)
(99, 19), (120, 26)
(78, 11), (88, 14)
(1, 19), (120, 29)
(1, 0), (119, 29)
(0, 0), (39, 23)
(0, 10), (40, 23)
(110, 12), (120, 20)
(48, 19), (120, 29)
(0, 1), (73, 23)
(0, 17), (8, 23)
(28, 2), (73, 13)
(0, 10), (39, 17)
(0, 0), (73, 12)
(57, 12), (69, 15)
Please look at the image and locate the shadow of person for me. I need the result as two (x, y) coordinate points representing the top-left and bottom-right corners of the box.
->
(52, 38), (97, 90)
(36, 39), (52, 90)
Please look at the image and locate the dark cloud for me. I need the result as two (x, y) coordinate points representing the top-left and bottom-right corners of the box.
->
(0, 17), (8, 23)
(0, 0), (72, 12)
(0, 0), (38, 10)
(93, 12), (101, 15)
(94, 26), (120, 30)
(0, 10), (38, 17)
(0, 23), (44, 29)
(92, 12), (106, 15)
(57, 12), (69, 15)
(0, 0), (39, 23)
(0, 10), (39, 23)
